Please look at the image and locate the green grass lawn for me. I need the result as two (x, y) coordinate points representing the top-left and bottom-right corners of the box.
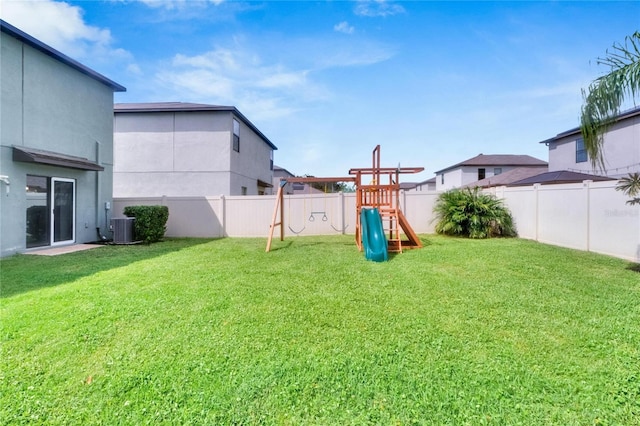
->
(1, 235), (639, 425)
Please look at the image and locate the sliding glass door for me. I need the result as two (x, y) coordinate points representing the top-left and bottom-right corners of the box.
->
(51, 178), (75, 245)
(26, 176), (49, 248)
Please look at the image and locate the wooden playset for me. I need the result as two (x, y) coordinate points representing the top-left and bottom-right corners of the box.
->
(265, 145), (424, 254)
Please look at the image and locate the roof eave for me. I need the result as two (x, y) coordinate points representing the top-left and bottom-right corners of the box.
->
(1, 20), (126, 93)
(541, 105), (640, 145)
(114, 103), (277, 151)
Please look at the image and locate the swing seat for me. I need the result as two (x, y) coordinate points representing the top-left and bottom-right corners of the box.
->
(288, 224), (306, 235)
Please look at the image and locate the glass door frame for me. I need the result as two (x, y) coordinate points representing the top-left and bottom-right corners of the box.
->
(50, 177), (76, 246)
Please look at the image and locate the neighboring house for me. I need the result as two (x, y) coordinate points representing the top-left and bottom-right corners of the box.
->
(407, 177), (436, 192)
(434, 154), (548, 191)
(272, 165), (325, 195)
(273, 165), (295, 195)
(541, 106), (640, 178)
(0, 20), (125, 257)
(462, 166), (549, 188)
(113, 102), (277, 198)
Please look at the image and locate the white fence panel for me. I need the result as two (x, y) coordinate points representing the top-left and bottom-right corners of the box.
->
(224, 195), (276, 237)
(588, 182), (639, 260)
(537, 184), (589, 251)
(114, 182), (640, 262)
(497, 186), (538, 240)
(113, 197), (223, 238)
(403, 191), (438, 234)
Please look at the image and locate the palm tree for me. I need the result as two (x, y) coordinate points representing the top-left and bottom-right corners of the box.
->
(616, 172), (640, 206)
(580, 31), (640, 204)
(580, 31), (640, 171)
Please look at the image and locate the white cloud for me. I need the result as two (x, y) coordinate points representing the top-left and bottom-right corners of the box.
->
(334, 21), (355, 34)
(127, 63), (143, 75)
(155, 46), (322, 121)
(316, 41), (395, 68)
(137, 0), (224, 10)
(153, 32), (397, 122)
(354, 0), (405, 18)
(1, 0), (137, 68)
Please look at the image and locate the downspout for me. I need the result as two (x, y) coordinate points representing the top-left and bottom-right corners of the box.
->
(95, 140), (108, 241)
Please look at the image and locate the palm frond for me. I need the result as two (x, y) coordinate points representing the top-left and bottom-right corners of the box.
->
(580, 31), (640, 171)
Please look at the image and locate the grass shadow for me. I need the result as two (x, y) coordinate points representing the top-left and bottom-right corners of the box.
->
(626, 263), (640, 273)
(0, 238), (216, 299)
(267, 240), (294, 252)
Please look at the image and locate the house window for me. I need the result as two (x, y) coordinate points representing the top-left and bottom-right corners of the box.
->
(494, 167), (502, 176)
(478, 168), (486, 180)
(576, 138), (587, 163)
(233, 119), (240, 152)
(440, 174), (444, 185)
(270, 150), (274, 171)
(241, 186), (247, 195)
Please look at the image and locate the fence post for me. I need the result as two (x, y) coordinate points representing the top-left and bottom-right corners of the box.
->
(339, 191), (345, 234)
(584, 180), (592, 252)
(637, 197), (640, 262)
(534, 183), (540, 241)
(220, 194), (226, 238)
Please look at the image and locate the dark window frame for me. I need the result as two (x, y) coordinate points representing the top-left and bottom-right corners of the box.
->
(576, 137), (587, 163)
(233, 119), (240, 153)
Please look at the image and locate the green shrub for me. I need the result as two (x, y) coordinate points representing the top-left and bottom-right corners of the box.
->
(434, 187), (516, 238)
(123, 205), (169, 244)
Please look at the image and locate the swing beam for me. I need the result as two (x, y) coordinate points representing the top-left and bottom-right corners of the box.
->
(266, 176), (355, 252)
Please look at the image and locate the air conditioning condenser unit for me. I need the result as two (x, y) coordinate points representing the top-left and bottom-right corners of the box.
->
(111, 217), (135, 244)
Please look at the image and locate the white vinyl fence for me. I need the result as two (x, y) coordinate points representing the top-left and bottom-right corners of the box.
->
(114, 180), (639, 262)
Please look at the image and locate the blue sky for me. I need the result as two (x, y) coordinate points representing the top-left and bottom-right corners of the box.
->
(3, 0), (639, 181)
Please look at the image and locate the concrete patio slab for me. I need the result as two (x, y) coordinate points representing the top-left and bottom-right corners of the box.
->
(25, 244), (105, 256)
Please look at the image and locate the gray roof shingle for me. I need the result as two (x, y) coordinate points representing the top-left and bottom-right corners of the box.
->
(508, 170), (615, 186)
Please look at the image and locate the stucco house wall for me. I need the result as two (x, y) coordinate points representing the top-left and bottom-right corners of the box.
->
(0, 20), (124, 257)
(546, 107), (640, 177)
(438, 168), (463, 191)
(435, 155), (547, 191)
(230, 116), (275, 195)
(113, 103), (276, 198)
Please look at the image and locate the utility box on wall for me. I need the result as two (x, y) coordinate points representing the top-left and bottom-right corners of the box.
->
(111, 217), (135, 244)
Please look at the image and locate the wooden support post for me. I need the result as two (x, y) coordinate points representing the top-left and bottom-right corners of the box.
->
(266, 184), (284, 252)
